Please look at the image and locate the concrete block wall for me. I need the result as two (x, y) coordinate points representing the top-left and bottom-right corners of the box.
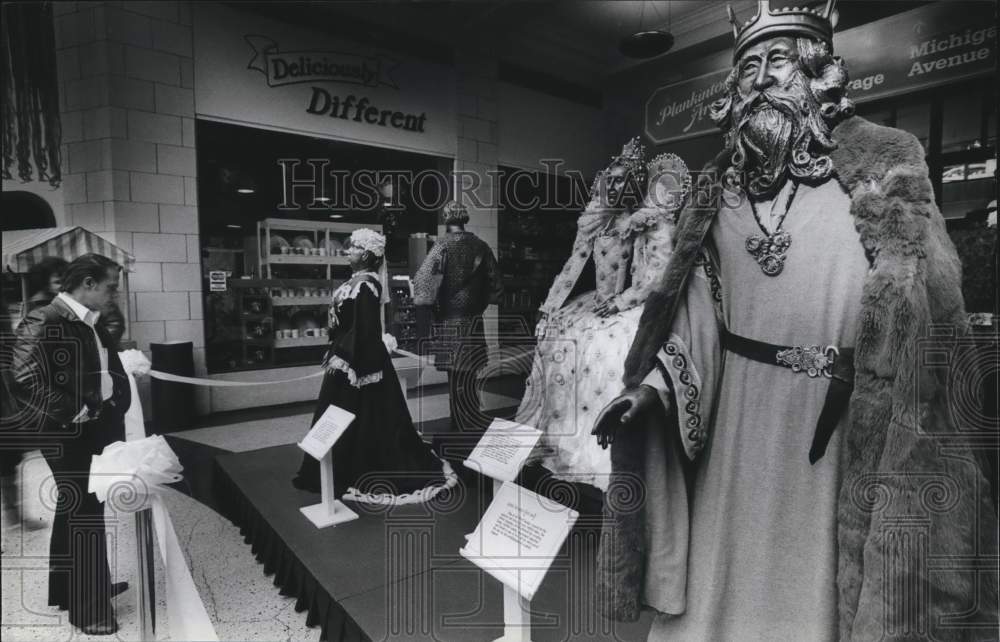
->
(55, 1), (207, 416)
(454, 50), (500, 347)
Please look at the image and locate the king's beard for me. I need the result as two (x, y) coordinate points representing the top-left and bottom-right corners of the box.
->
(725, 70), (835, 199)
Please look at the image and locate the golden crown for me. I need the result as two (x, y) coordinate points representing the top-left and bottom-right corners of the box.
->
(727, 0), (838, 62)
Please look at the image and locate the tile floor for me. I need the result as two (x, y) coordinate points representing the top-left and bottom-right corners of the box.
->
(2, 379), (523, 641)
(2, 451), (319, 641)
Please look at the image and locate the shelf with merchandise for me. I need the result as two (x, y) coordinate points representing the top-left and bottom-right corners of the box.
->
(272, 297), (331, 307)
(267, 254), (351, 265)
(274, 335), (328, 349)
(258, 217), (374, 279)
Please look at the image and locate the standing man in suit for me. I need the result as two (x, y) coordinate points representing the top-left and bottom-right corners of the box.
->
(11, 253), (131, 635)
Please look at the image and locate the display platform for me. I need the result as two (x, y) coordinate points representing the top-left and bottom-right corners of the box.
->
(215, 444), (653, 642)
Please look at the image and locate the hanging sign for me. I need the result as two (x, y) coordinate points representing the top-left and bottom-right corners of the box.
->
(644, 3), (997, 144)
(194, 3), (455, 156)
(841, 2), (995, 103)
(644, 69), (731, 145)
(244, 35), (399, 89)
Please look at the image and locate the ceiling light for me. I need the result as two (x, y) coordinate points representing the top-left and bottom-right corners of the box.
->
(235, 172), (256, 194)
(329, 214), (344, 219)
(226, 224), (242, 229)
(619, 1), (675, 59)
(316, 196), (331, 202)
(619, 29), (674, 58)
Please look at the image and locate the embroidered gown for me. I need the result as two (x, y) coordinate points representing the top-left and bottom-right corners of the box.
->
(515, 205), (676, 490)
(292, 272), (453, 503)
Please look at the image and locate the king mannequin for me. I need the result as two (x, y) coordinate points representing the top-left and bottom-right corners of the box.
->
(591, 1), (998, 640)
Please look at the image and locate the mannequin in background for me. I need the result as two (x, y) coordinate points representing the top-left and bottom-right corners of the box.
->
(413, 201), (502, 437)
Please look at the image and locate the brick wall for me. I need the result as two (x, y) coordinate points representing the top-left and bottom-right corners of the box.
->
(55, 1), (206, 415)
(51, 3), (521, 415)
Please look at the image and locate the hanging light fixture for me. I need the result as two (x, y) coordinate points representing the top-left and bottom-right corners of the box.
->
(235, 173), (256, 195)
(619, 1), (675, 59)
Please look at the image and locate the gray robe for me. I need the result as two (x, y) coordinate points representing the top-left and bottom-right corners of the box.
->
(597, 116), (998, 641)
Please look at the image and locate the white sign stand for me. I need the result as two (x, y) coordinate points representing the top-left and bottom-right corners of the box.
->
(462, 420), (574, 642)
(298, 405), (359, 528)
(494, 477), (533, 642)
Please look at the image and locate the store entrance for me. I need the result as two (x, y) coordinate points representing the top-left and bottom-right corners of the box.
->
(196, 120), (451, 373)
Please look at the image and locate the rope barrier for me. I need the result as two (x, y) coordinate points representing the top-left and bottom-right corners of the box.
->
(144, 350), (426, 387)
(147, 370), (325, 387)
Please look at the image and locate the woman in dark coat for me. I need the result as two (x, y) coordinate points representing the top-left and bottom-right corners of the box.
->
(292, 229), (454, 503)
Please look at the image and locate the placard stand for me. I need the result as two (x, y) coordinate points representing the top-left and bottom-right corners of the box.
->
(298, 405), (359, 528)
(299, 450), (358, 527)
(461, 419), (548, 642)
(494, 477), (533, 642)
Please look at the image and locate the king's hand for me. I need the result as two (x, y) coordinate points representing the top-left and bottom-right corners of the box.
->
(591, 385), (663, 449)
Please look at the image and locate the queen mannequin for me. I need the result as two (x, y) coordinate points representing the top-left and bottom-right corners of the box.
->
(292, 228), (456, 504)
(516, 144), (691, 490)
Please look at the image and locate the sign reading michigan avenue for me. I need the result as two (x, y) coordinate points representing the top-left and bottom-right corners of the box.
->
(644, 2), (996, 144)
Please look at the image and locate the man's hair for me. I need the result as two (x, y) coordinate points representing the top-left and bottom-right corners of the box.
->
(26, 257), (68, 297)
(61, 253), (120, 292)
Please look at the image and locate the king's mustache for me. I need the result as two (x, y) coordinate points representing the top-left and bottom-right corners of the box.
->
(734, 86), (803, 121)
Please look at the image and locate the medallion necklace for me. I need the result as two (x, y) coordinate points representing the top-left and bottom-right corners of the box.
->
(745, 180), (799, 276)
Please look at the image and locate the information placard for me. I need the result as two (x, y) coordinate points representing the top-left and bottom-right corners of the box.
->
(460, 481), (578, 602)
(208, 270), (228, 292)
(298, 404), (356, 460)
(463, 419), (543, 483)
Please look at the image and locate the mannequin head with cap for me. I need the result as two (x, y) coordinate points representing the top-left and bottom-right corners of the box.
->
(345, 228), (385, 273)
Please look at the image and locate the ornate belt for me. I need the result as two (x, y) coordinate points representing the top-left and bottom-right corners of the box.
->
(721, 328), (855, 464)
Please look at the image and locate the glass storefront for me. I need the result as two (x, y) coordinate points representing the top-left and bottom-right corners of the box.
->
(855, 79), (997, 223)
(196, 120), (451, 373)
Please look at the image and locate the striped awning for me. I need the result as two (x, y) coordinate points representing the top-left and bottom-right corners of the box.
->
(2, 227), (134, 273)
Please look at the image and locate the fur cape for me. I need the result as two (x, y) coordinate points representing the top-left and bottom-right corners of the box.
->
(597, 116), (999, 640)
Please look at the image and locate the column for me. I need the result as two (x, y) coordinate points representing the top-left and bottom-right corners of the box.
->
(55, 1), (207, 416)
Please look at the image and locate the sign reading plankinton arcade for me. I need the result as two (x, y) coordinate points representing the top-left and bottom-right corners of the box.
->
(305, 88), (427, 133)
(644, 1), (996, 144)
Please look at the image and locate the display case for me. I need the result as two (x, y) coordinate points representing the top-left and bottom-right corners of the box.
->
(497, 167), (585, 342)
(386, 272), (417, 353)
(206, 219), (391, 373)
(259, 219), (369, 361)
(497, 211), (580, 334)
(257, 218), (370, 278)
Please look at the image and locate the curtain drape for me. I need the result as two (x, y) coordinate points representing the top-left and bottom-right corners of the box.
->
(2, 1), (62, 187)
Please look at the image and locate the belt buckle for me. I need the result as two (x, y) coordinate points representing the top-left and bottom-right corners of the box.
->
(776, 344), (838, 378)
